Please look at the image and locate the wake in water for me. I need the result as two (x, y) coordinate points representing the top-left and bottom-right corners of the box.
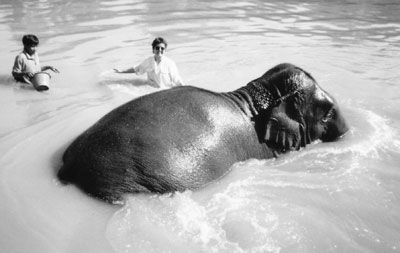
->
(1, 0), (400, 252)
(99, 70), (168, 98)
(105, 107), (400, 252)
(2, 68), (398, 253)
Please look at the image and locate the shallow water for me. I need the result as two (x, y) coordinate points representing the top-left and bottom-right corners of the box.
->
(1, 0), (400, 252)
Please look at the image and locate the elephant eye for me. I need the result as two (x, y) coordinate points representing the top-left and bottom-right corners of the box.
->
(321, 109), (334, 123)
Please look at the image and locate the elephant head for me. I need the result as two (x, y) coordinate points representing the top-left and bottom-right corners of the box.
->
(243, 63), (348, 152)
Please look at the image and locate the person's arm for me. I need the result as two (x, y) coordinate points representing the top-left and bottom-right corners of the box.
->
(115, 58), (149, 75)
(12, 71), (34, 80)
(114, 67), (136, 74)
(41, 65), (60, 73)
(173, 76), (184, 86)
(169, 61), (185, 86)
(12, 55), (34, 81)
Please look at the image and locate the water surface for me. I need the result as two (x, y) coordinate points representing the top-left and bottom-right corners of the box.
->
(1, 0), (400, 252)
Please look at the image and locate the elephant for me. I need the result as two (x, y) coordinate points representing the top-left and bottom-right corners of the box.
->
(58, 63), (348, 203)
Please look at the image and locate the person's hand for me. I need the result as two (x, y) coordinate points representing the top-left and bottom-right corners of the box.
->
(26, 72), (35, 79)
(50, 67), (60, 73)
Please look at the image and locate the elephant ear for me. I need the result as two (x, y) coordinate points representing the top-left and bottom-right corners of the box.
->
(264, 100), (303, 151)
(244, 80), (275, 112)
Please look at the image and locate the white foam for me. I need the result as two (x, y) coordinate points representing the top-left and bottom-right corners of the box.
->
(106, 190), (285, 253)
(99, 69), (160, 97)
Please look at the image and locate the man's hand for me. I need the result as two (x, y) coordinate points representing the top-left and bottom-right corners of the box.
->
(26, 72), (35, 79)
(49, 66), (60, 73)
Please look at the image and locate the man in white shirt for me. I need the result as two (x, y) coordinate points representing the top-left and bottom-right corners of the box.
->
(114, 37), (185, 88)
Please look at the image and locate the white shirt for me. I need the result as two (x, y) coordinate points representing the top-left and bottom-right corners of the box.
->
(134, 56), (185, 88)
(12, 51), (41, 74)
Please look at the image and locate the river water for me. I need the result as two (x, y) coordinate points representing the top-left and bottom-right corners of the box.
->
(1, 0), (400, 252)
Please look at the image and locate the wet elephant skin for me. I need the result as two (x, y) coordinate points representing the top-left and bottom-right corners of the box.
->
(58, 63), (348, 203)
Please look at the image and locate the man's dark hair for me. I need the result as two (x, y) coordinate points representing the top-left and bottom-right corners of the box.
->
(22, 34), (39, 47)
(152, 37), (167, 49)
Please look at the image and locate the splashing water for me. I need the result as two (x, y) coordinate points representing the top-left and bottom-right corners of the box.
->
(1, 0), (400, 252)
